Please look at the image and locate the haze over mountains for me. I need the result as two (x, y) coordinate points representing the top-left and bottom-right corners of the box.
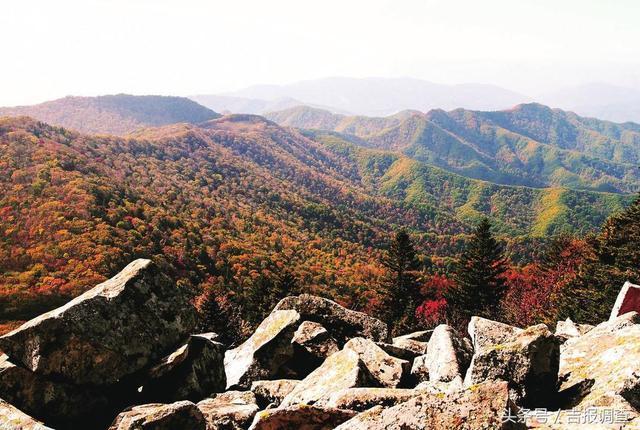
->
(191, 77), (640, 124)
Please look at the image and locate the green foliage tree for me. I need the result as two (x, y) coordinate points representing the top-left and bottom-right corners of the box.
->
(382, 228), (422, 335)
(560, 195), (640, 323)
(446, 217), (508, 322)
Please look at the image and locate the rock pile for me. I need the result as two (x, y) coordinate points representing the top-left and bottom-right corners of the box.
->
(1, 260), (639, 429)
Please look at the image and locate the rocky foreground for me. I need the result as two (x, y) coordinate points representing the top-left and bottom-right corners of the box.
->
(0, 259), (639, 429)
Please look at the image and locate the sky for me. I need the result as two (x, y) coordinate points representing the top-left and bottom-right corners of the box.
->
(1, 0), (640, 106)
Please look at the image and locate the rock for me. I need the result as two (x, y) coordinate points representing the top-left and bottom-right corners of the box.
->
(292, 321), (339, 362)
(109, 400), (206, 430)
(0, 259), (197, 385)
(335, 380), (524, 429)
(197, 391), (260, 430)
(251, 379), (300, 408)
(558, 312), (640, 414)
(468, 316), (522, 351)
(0, 399), (52, 430)
(326, 388), (424, 412)
(376, 342), (421, 360)
(274, 294), (388, 343)
(248, 405), (356, 430)
(424, 324), (472, 383)
(409, 355), (429, 384)
(224, 310), (301, 389)
(414, 376), (464, 394)
(279, 348), (375, 408)
(0, 354), (110, 428)
(344, 338), (409, 388)
(141, 332), (226, 402)
(555, 318), (594, 341)
(391, 331), (431, 356)
(464, 323), (560, 407)
(610, 281), (640, 320)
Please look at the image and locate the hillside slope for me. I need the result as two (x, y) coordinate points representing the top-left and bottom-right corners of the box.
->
(0, 116), (630, 321)
(0, 94), (220, 135)
(267, 104), (640, 193)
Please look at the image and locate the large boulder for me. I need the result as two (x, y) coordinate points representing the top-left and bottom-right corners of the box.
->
(376, 342), (421, 361)
(344, 338), (409, 388)
(274, 294), (388, 343)
(279, 348), (375, 408)
(468, 316), (522, 351)
(391, 331), (431, 356)
(224, 310), (300, 389)
(197, 391), (260, 430)
(140, 332), (226, 402)
(0, 354), (110, 429)
(292, 321), (339, 363)
(108, 400), (206, 430)
(423, 324), (472, 383)
(0, 399), (52, 430)
(0, 259), (197, 385)
(326, 388), (424, 412)
(558, 312), (640, 416)
(250, 379), (300, 408)
(248, 405), (356, 430)
(464, 323), (560, 407)
(334, 380), (525, 429)
(610, 281), (640, 320)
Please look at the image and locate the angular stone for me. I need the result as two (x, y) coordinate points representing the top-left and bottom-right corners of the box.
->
(409, 355), (429, 384)
(224, 310), (300, 389)
(292, 321), (339, 361)
(414, 376), (464, 394)
(376, 342), (421, 361)
(197, 391), (259, 430)
(0, 399), (52, 430)
(468, 316), (522, 351)
(555, 318), (593, 342)
(558, 313), (640, 414)
(109, 400), (206, 430)
(274, 294), (388, 343)
(0, 354), (110, 428)
(344, 338), (409, 388)
(610, 281), (640, 320)
(250, 379), (300, 408)
(279, 349), (375, 408)
(0, 259), (197, 385)
(326, 388), (424, 412)
(464, 323), (560, 407)
(334, 380), (524, 430)
(248, 405), (356, 430)
(424, 324), (472, 383)
(141, 333), (226, 402)
(391, 331), (431, 356)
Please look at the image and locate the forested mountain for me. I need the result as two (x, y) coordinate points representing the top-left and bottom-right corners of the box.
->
(0, 115), (630, 324)
(0, 94), (220, 135)
(266, 104), (640, 193)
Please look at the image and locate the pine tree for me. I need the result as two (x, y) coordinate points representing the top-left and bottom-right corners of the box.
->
(382, 228), (422, 335)
(447, 217), (507, 321)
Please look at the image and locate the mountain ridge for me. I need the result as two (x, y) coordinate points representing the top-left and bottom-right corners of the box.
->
(0, 94), (220, 135)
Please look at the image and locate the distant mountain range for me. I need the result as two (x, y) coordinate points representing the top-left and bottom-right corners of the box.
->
(537, 83), (640, 124)
(196, 77), (530, 116)
(191, 77), (640, 124)
(266, 104), (640, 193)
(0, 94), (220, 135)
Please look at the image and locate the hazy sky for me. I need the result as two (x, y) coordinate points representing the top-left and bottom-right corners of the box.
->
(2, 0), (640, 105)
